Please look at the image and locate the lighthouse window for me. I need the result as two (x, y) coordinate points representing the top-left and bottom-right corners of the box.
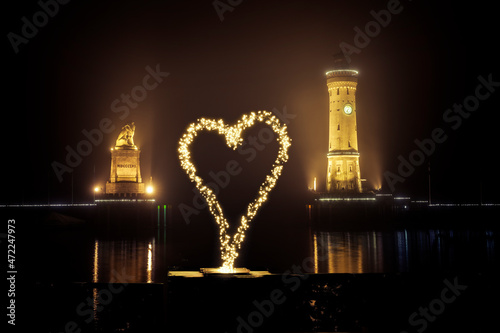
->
(337, 124), (340, 130)
(337, 88), (339, 95)
(347, 88), (349, 95)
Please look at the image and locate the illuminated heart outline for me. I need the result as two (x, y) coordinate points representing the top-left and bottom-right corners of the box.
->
(178, 111), (291, 272)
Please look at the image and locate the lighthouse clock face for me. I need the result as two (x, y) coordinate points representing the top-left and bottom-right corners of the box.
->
(343, 104), (353, 115)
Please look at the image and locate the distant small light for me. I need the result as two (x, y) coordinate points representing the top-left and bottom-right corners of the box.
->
(146, 186), (154, 194)
(94, 187), (100, 192)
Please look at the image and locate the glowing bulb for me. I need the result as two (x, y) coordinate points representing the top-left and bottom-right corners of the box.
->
(178, 111), (291, 271)
(146, 185), (153, 194)
(94, 187), (100, 192)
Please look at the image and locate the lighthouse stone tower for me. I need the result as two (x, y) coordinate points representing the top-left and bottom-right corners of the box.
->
(326, 61), (362, 193)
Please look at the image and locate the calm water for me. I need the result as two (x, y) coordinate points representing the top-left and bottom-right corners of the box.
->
(19, 220), (498, 332)
(312, 229), (496, 273)
(36, 227), (497, 283)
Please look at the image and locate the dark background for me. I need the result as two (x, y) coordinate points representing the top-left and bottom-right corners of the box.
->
(3, 0), (500, 210)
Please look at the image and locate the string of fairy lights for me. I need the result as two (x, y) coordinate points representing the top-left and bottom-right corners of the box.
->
(178, 111), (291, 272)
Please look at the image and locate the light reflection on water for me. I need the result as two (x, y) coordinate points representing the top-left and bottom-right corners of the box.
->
(313, 231), (385, 273)
(93, 238), (156, 283)
(89, 238), (157, 329)
(88, 229), (496, 282)
(312, 229), (496, 273)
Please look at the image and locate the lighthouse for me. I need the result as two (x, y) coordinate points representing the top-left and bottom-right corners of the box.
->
(326, 60), (362, 193)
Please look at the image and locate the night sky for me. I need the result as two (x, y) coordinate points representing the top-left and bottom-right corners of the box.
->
(4, 0), (500, 207)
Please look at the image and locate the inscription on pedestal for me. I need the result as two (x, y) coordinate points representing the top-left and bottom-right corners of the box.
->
(109, 149), (142, 183)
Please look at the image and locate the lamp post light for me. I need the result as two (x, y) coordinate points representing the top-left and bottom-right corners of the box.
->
(94, 186), (100, 203)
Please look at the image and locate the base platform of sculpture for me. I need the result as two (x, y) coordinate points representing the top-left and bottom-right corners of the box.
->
(105, 182), (145, 196)
(201, 267), (251, 275)
(168, 268), (271, 278)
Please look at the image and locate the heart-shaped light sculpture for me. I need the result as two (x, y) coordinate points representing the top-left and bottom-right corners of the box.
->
(178, 111), (291, 272)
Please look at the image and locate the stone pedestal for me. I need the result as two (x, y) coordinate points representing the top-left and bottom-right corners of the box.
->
(105, 147), (145, 196)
